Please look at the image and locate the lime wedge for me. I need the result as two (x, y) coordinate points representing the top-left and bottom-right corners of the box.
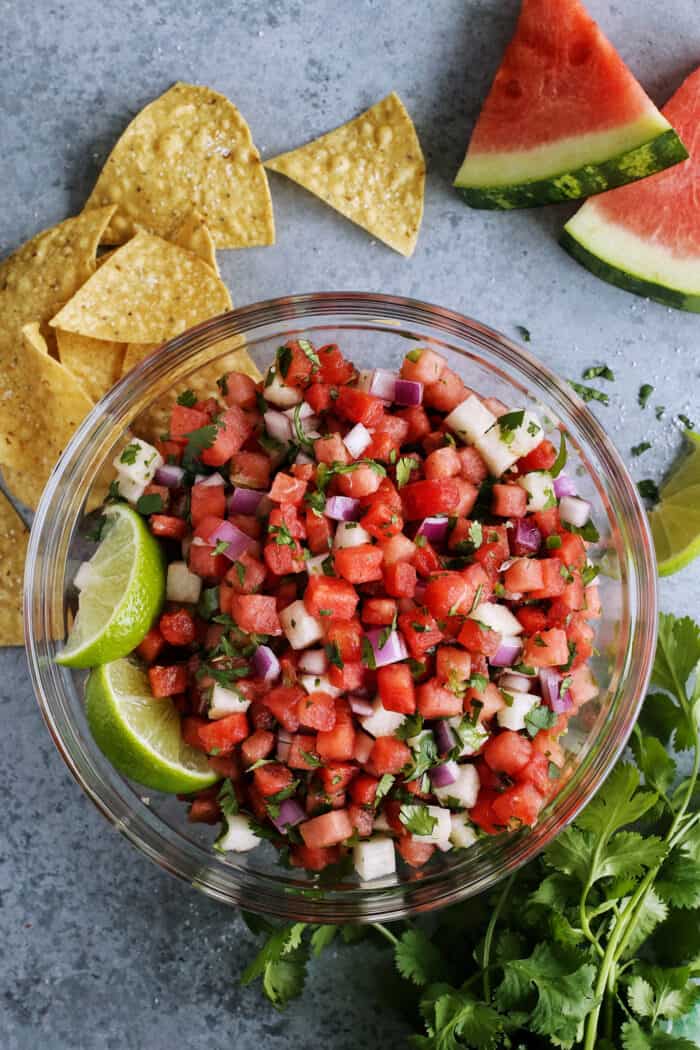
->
(57, 503), (165, 668)
(86, 657), (218, 793)
(650, 432), (700, 576)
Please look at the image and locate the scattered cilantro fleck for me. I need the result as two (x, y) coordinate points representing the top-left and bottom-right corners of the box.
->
(211, 539), (230, 557)
(562, 519), (600, 543)
(182, 422), (220, 471)
(119, 442), (140, 465)
(107, 480), (122, 502)
(637, 479), (660, 503)
(631, 441), (652, 457)
(176, 389), (197, 407)
(467, 672), (488, 693)
(498, 410), (526, 444)
(296, 338), (321, 371)
(569, 381), (610, 406)
(275, 345), (292, 378)
(582, 364), (615, 382)
(655, 405), (665, 420)
(325, 641), (344, 670)
(218, 778), (239, 817)
(547, 760), (561, 779)
(399, 804), (438, 837)
(299, 749), (322, 768)
(396, 456), (418, 488)
(216, 374), (229, 397)
(638, 383), (654, 408)
(197, 587), (220, 621)
(414, 534), (427, 548)
(233, 561), (246, 587)
(546, 534), (562, 550)
(524, 704), (559, 737)
(550, 430), (567, 478)
(395, 713), (424, 741)
(678, 413), (695, 430)
(360, 636), (376, 670)
(292, 403), (314, 450)
(374, 774), (395, 807)
(135, 492), (164, 515)
(269, 523), (296, 547)
(515, 324), (531, 343)
(468, 521), (483, 549)
(405, 348), (422, 363)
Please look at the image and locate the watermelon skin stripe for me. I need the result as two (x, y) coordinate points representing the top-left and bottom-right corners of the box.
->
(560, 229), (700, 314)
(454, 128), (687, 210)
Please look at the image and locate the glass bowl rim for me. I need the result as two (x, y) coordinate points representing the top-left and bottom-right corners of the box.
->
(24, 291), (658, 922)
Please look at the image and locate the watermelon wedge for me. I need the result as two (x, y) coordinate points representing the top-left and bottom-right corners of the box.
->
(454, 0), (687, 210)
(562, 68), (700, 312)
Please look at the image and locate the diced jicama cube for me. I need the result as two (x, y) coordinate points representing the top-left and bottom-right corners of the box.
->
(496, 690), (540, 732)
(508, 410), (544, 457)
(334, 522), (372, 548)
(469, 601), (522, 636)
(306, 553), (328, 576)
(445, 395), (496, 444)
(413, 806), (452, 845)
(214, 814), (262, 853)
(450, 813), (478, 849)
(359, 697), (406, 738)
(262, 368), (303, 407)
(279, 600), (324, 649)
(209, 683), (250, 719)
(448, 716), (490, 757)
(474, 426), (519, 477)
(113, 438), (163, 487)
(299, 673), (342, 698)
(517, 471), (556, 512)
(432, 764), (479, 808)
(166, 561), (202, 603)
(73, 561), (93, 591)
(353, 836), (397, 881)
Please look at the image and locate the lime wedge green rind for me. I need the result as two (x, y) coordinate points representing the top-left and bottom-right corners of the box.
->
(649, 433), (700, 576)
(455, 128), (687, 210)
(56, 503), (165, 668)
(661, 431), (700, 498)
(86, 658), (219, 793)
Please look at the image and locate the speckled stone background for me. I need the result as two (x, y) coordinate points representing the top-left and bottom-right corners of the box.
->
(1, 1), (699, 1047)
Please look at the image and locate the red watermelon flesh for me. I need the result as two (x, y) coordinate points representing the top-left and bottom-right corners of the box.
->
(591, 68), (700, 258)
(470, 0), (660, 154)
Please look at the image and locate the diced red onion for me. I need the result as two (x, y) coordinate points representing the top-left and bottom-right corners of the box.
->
(206, 519), (255, 561)
(325, 495), (361, 522)
(264, 409), (293, 443)
(343, 422), (372, 459)
(554, 474), (577, 500)
(394, 378), (423, 406)
(417, 516), (449, 545)
(539, 668), (572, 713)
(430, 760), (459, 788)
(434, 720), (456, 755)
(513, 518), (542, 556)
(490, 636), (523, 668)
(228, 486), (266, 516)
(369, 369), (398, 401)
(366, 628), (409, 667)
(559, 495), (591, 528)
(271, 798), (306, 834)
(499, 672), (532, 693)
(253, 644), (281, 682)
(349, 695), (374, 717)
(298, 649), (328, 674)
(276, 738), (291, 763)
(154, 464), (185, 487)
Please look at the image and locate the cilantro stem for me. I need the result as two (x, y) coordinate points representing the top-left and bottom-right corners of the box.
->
(482, 871), (515, 1003)
(372, 923), (400, 948)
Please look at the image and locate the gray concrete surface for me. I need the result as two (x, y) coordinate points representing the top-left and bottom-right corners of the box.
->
(1, 1), (698, 1047)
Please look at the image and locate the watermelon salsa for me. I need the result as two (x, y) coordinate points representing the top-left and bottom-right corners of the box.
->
(106, 340), (601, 882)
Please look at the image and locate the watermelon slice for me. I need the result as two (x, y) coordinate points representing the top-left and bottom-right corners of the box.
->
(454, 0), (687, 210)
(562, 68), (700, 312)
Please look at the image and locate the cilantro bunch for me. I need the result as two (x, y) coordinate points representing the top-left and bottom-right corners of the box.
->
(240, 613), (700, 1048)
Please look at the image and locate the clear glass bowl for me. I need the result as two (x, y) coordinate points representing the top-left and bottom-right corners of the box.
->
(24, 293), (657, 922)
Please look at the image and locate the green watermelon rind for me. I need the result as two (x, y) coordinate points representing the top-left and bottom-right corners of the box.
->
(454, 128), (687, 210)
(560, 229), (700, 314)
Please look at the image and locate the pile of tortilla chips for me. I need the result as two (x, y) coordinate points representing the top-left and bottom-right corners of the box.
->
(0, 80), (425, 645)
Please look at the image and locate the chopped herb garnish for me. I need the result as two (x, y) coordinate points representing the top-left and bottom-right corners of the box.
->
(546, 535), (562, 550)
(216, 374), (229, 397)
(524, 704), (559, 738)
(405, 348), (422, 363)
(396, 456), (418, 488)
(395, 713), (424, 741)
(637, 478), (660, 503)
(655, 405), (665, 420)
(119, 442), (140, 465)
(217, 777), (239, 817)
(569, 381), (610, 406)
(374, 774), (395, 807)
(211, 539), (230, 557)
(631, 441), (651, 457)
(468, 521), (483, 549)
(562, 519), (600, 543)
(299, 749), (322, 768)
(325, 641), (344, 670)
(176, 389), (197, 407)
(467, 672), (488, 693)
(182, 422), (221, 471)
(582, 365), (615, 382)
(233, 561), (246, 587)
(498, 410), (526, 444)
(582, 564), (600, 587)
(414, 534), (427, 548)
(197, 587), (220, 621)
(360, 636), (376, 670)
(269, 523), (296, 547)
(678, 413), (695, 430)
(135, 492), (164, 515)
(515, 324), (531, 343)
(638, 383), (654, 409)
(550, 430), (567, 478)
(275, 345), (292, 378)
(399, 804), (437, 837)
(292, 403), (314, 450)
(297, 338), (321, 371)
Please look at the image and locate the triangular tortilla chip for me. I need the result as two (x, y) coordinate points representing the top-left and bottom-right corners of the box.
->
(127, 340), (259, 444)
(55, 329), (126, 402)
(22, 322), (49, 354)
(265, 93), (425, 256)
(0, 490), (29, 646)
(0, 207), (115, 343)
(49, 230), (232, 343)
(84, 82), (275, 249)
(0, 328), (94, 509)
(171, 212), (219, 274)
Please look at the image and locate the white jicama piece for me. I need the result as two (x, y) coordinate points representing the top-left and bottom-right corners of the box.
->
(448, 716), (490, 756)
(470, 601), (523, 636)
(113, 438), (163, 487)
(414, 806), (452, 845)
(209, 683), (251, 718)
(559, 495), (591, 528)
(298, 649), (328, 675)
(263, 368), (303, 407)
(334, 522), (372, 548)
(73, 562), (93, 591)
(497, 690), (540, 732)
(408, 728), (434, 752)
(343, 422), (372, 458)
(444, 394), (496, 444)
(474, 426), (520, 477)
(299, 673), (342, 698)
(279, 600), (324, 649)
(353, 836), (397, 881)
(215, 815), (262, 853)
(359, 697), (406, 738)
(306, 553), (328, 576)
(518, 471), (556, 511)
(166, 561), (202, 603)
(507, 410), (544, 457)
(432, 764), (479, 808)
(450, 813), (479, 849)
(113, 473), (150, 503)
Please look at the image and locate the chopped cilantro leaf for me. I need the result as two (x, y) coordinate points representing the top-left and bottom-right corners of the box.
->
(638, 383), (654, 408)
(631, 441), (651, 457)
(524, 704), (559, 738)
(360, 636), (376, 670)
(550, 430), (567, 478)
(399, 804), (437, 837)
(637, 479), (660, 503)
(182, 423), (220, 471)
(515, 324), (531, 343)
(582, 364), (615, 382)
(396, 456), (418, 488)
(546, 535), (562, 550)
(119, 442), (140, 465)
(176, 389), (197, 407)
(325, 641), (344, 670)
(678, 413), (695, 430)
(135, 492), (164, 515)
(297, 338), (321, 370)
(569, 381), (610, 406)
(211, 539), (230, 557)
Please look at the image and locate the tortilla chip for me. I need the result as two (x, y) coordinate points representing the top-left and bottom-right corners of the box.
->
(55, 329), (126, 402)
(171, 211), (219, 274)
(0, 207), (116, 344)
(0, 490), (29, 646)
(22, 322), (49, 355)
(96, 248), (118, 268)
(265, 93), (425, 257)
(0, 328), (94, 509)
(49, 230), (232, 343)
(84, 82), (275, 249)
(130, 340), (259, 444)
